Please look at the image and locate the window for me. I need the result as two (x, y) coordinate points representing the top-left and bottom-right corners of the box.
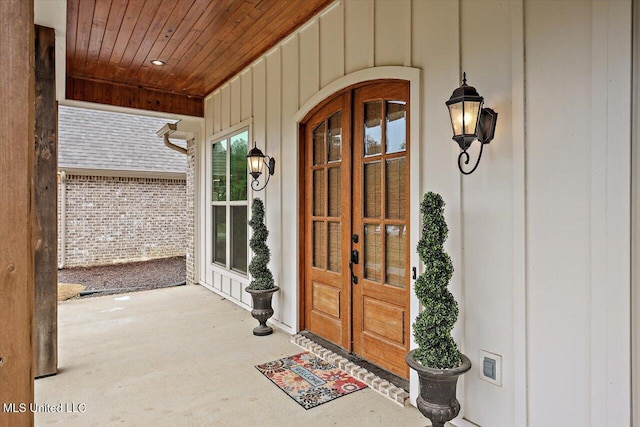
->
(211, 129), (248, 274)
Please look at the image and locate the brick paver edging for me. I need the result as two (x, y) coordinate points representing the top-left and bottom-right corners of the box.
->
(291, 334), (410, 407)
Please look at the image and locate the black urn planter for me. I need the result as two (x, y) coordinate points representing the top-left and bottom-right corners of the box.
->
(245, 286), (279, 336)
(406, 350), (472, 427)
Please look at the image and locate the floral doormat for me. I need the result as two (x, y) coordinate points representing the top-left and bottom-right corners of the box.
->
(255, 352), (367, 409)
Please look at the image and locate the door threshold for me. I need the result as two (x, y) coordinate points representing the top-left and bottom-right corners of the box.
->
(292, 331), (410, 406)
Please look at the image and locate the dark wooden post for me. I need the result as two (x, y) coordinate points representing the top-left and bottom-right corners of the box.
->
(0, 0), (35, 426)
(34, 25), (58, 379)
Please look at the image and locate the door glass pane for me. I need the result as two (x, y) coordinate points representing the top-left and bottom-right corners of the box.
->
(385, 225), (406, 288)
(327, 111), (342, 162)
(364, 161), (381, 218)
(386, 101), (406, 153)
(313, 122), (326, 165)
(386, 157), (406, 220)
(213, 206), (226, 265)
(313, 221), (326, 269)
(229, 131), (248, 201)
(328, 112), (342, 162)
(328, 167), (341, 217)
(212, 140), (227, 201)
(364, 101), (382, 156)
(230, 205), (247, 273)
(327, 222), (341, 273)
(313, 169), (326, 217)
(364, 224), (382, 282)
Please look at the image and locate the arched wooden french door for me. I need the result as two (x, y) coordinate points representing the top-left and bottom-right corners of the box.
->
(300, 81), (410, 378)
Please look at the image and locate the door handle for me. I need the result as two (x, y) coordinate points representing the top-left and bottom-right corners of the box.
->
(349, 246), (359, 285)
(349, 260), (358, 285)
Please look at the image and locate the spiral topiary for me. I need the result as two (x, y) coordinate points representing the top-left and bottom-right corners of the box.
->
(413, 192), (461, 369)
(247, 198), (275, 290)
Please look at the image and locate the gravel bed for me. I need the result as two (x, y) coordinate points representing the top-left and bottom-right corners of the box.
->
(58, 256), (186, 297)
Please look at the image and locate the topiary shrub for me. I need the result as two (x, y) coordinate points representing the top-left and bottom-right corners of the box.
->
(413, 192), (461, 369)
(247, 198), (275, 290)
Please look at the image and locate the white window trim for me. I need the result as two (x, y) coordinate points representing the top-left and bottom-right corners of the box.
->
(207, 120), (253, 276)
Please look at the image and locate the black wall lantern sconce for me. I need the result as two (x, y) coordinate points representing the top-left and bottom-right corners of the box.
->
(446, 72), (498, 175)
(247, 142), (276, 191)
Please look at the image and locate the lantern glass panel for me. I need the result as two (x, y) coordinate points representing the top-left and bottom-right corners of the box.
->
(448, 100), (482, 136)
(248, 154), (264, 175)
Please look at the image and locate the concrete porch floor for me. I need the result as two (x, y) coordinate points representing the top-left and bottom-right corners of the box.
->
(35, 285), (429, 426)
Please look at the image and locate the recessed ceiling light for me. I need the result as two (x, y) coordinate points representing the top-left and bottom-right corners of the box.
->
(150, 59), (165, 66)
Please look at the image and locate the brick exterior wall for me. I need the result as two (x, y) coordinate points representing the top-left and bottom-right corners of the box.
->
(186, 140), (196, 286)
(58, 174), (186, 267)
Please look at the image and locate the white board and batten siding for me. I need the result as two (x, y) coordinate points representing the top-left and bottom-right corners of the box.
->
(199, 1), (632, 426)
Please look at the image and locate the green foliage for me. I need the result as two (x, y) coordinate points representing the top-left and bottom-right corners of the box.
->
(229, 137), (248, 201)
(212, 136), (248, 202)
(413, 192), (461, 369)
(247, 198), (275, 290)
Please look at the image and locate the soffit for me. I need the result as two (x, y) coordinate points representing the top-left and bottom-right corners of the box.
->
(66, 0), (333, 116)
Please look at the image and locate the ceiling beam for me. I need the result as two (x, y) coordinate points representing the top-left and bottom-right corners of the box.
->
(66, 76), (204, 117)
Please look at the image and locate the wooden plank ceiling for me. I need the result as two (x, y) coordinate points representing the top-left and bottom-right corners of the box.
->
(66, 0), (333, 117)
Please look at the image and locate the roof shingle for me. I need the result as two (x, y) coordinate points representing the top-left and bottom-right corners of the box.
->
(58, 106), (186, 174)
